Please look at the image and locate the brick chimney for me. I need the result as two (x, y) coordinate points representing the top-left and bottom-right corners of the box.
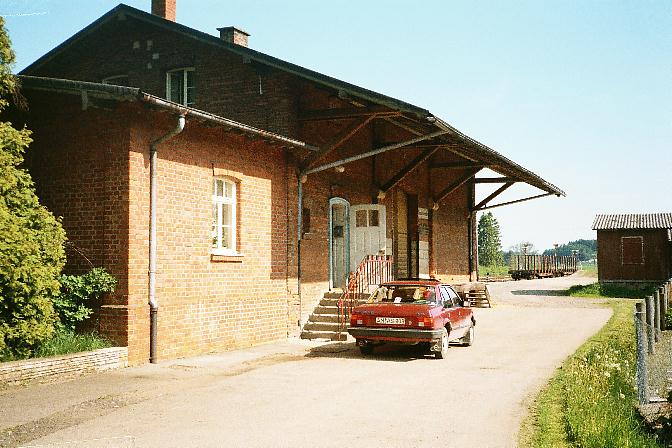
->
(152, 0), (176, 21)
(217, 27), (250, 47)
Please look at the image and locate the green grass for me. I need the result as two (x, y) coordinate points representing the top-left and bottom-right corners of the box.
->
(578, 263), (598, 278)
(567, 282), (654, 299)
(1, 330), (112, 362)
(478, 264), (510, 276)
(520, 299), (660, 447)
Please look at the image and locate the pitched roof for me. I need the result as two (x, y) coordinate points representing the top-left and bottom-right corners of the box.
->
(21, 3), (564, 196)
(592, 213), (672, 230)
(18, 75), (317, 151)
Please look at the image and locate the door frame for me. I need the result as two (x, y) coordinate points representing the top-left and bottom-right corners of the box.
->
(328, 197), (350, 290)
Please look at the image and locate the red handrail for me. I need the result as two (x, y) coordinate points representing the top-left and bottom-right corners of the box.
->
(337, 255), (394, 336)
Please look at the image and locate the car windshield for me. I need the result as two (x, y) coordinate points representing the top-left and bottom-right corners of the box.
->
(368, 285), (436, 304)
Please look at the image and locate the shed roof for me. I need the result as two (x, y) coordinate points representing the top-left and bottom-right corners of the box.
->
(21, 3), (564, 196)
(592, 213), (672, 230)
(18, 75), (317, 151)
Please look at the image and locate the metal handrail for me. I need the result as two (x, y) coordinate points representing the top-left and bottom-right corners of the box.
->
(337, 255), (394, 336)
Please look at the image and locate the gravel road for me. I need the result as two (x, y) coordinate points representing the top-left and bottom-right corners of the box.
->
(0, 275), (611, 448)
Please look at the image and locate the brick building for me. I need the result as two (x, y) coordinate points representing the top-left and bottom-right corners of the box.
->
(592, 213), (672, 285)
(17, 1), (565, 363)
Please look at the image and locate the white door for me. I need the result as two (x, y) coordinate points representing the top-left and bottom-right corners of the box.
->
(349, 204), (386, 269)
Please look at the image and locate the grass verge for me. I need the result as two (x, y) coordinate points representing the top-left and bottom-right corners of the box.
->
(519, 299), (660, 447)
(1, 330), (112, 362)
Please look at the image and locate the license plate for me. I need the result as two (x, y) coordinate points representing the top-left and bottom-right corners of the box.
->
(376, 317), (405, 325)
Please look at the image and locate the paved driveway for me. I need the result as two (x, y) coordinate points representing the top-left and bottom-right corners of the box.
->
(1, 275), (610, 448)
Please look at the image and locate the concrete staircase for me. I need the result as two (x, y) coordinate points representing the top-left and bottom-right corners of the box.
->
(300, 292), (367, 341)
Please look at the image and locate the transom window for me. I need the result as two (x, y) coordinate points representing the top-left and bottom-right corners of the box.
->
(355, 209), (379, 227)
(166, 68), (195, 106)
(212, 178), (236, 255)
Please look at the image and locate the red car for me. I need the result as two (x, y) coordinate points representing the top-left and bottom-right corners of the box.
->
(347, 279), (475, 358)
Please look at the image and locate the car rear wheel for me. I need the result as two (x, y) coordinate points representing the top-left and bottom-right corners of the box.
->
(359, 343), (374, 356)
(461, 324), (475, 347)
(435, 327), (449, 359)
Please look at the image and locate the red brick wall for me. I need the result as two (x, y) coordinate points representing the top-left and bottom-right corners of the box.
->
(125, 111), (291, 363)
(19, 91), (294, 364)
(18, 91), (132, 346)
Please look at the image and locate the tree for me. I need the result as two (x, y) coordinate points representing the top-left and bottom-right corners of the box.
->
(542, 239), (597, 261)
(508, 241), (539, 255)
(0, 18), (66, 358)
(477, 212), (504, 266)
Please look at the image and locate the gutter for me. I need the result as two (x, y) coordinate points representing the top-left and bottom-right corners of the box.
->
(148, 115), (186, 363)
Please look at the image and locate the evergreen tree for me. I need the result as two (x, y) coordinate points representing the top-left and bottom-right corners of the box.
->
(477, 212), (504, 266)
(0, 18), (66, 358)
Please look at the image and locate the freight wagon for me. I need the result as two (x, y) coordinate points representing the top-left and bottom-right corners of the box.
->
(509, 255), (578, 280)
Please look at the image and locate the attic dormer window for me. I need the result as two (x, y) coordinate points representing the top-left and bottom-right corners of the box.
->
(166, 67), (194, 106)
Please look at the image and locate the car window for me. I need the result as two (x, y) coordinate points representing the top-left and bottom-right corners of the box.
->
(447, 287), (462, 306)
(440, 286), (461, 307)
(369, 285), (437, 304)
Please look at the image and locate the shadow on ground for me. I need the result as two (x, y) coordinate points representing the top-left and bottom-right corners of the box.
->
(511, 289), (569, 296)
(306, 342), (434, 362)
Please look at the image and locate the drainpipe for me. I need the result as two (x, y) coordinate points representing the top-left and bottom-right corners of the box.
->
(296, 175), (304, 328)
(148, 115), (185, 363)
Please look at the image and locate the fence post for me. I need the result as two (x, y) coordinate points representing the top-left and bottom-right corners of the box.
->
(635, 302), (649, 405)
(645, 295), (655, 354)
(654, 291), (661, 342)
(660, 286), (667, 331)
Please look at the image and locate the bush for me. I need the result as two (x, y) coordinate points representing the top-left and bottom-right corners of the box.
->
(55, 268), (116, 331)
(0, 18), (66, 358)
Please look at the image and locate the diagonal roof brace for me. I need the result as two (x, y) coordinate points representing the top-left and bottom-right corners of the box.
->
(475, 192), (557, 211)
(302, 129), (449, 177)
(473, 182), (515, 210)
(377, 146), (444, 199)
(431, 168), (481, 209)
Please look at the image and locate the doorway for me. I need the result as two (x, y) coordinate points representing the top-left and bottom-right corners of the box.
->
(329, 198), (350, 289)
(350, 204), (387, 270)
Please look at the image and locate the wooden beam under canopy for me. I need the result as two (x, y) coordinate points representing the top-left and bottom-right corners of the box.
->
(379, 146), (444, 195)
(472, 182), (515, 210)
(301, 115), (376, 170)
(475, 192), (556, 211)
(298, 106), (398, 121)
(430, 161), (485, 170)
(303, 129), (450, 176)
(474, 177), (516, 184)
(432, 168), (481, 205)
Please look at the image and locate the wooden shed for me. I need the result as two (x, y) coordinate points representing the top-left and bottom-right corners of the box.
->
(592, 213), (672, 284)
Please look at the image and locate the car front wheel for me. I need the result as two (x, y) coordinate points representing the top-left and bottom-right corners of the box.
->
(435, 327), (449, 359)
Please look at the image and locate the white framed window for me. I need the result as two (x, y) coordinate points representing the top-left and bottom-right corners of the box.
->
(166, 68), (195, 106)
(212, 178), (237, 255)
(102, 75), (129, 86)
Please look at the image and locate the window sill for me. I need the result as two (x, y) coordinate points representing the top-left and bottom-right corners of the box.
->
(211, 253), (244, 263)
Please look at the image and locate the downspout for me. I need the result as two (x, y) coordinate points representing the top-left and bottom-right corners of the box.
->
(296, 175), (304, 329)
(148, 115), (185, 363)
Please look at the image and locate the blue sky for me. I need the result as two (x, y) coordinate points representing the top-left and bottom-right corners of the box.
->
(3, 0), (670, 251)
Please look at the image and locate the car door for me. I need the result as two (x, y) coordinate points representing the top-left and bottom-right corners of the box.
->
(441, 286), (468, 337)
(438, 286), (462, 336)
